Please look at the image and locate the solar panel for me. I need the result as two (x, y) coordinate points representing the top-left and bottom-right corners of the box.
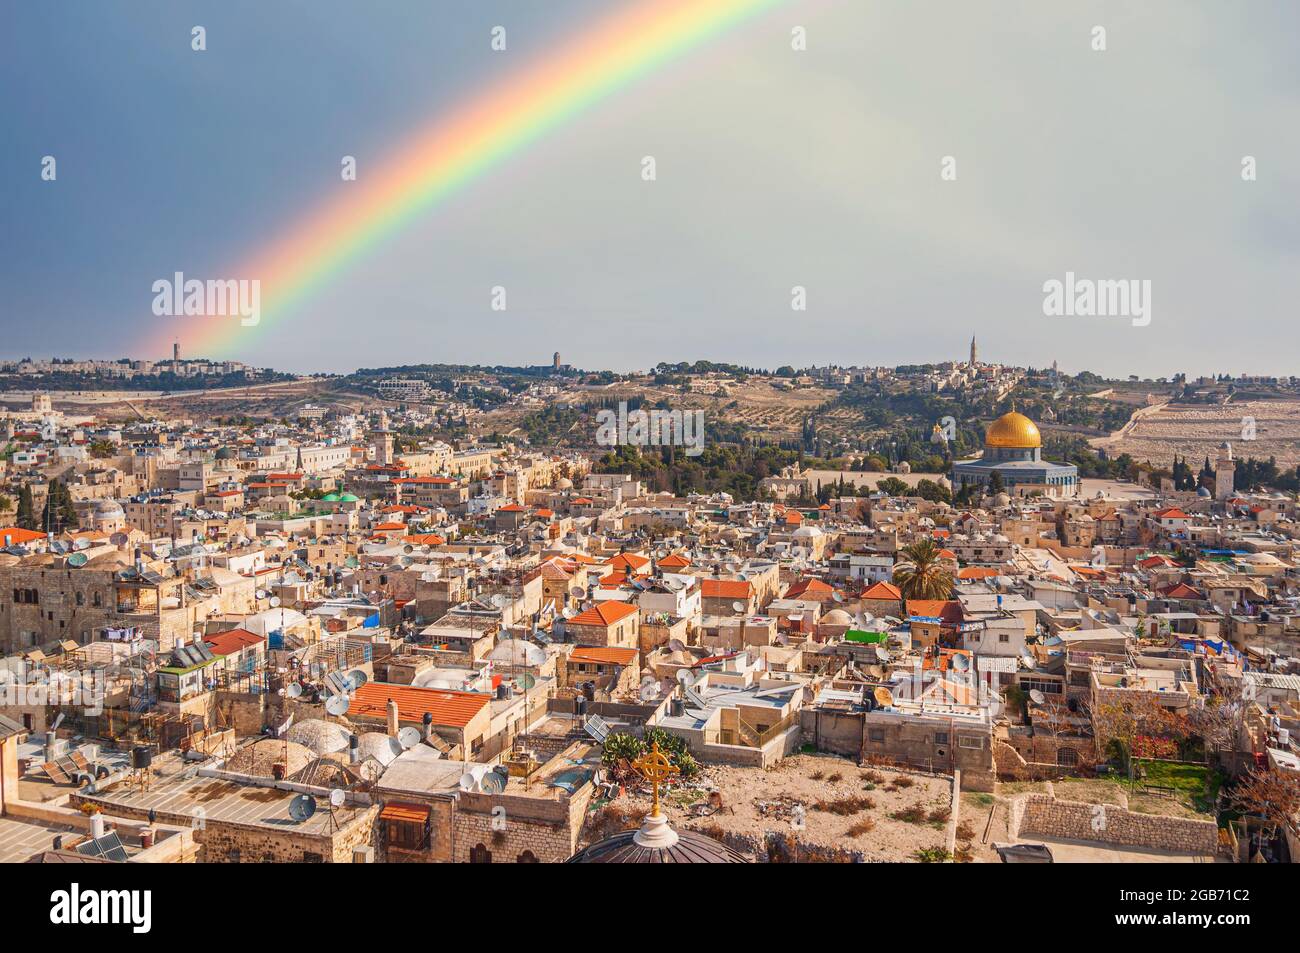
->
(583, 714), (609, 743)
(76, 832), (128, 862)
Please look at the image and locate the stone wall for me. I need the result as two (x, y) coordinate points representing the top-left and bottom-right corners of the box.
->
(1010, 792), (1218, 855)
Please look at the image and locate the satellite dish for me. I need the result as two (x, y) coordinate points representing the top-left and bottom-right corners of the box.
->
(110, 532), (129, 546)
(269, 595), (281, 608)
(73, 537), (91, 551)
(286, 682), (303, 699)
(873, 687), (895, 708)
(288, 794), (317, 823)
(731, 600), (747, 614)
(324, 693), (350, 717)
(676, 668), (696, 686)
(345, 669), (368, 691)
(1029, 689), (1047, 706)
(668, 638), (687, 653)
(397, 726), (422, 749)
(569, 586), (585, 598)
(66, 552), (88, 568)
(479, 771), (507, 795)
(561, 607), (576, 619)
(329, 788), (346, 808)
(255, 589), (267, 600)
(458, 771), (481, 792)
(832, 592), (844, 603)
(951, 654), (970, 672)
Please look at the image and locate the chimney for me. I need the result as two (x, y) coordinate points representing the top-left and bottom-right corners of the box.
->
(348, 734), (360, 765)
(386, 698), (399, 736)
(90, 813), (106, 839)
(422, 711), (434, 742)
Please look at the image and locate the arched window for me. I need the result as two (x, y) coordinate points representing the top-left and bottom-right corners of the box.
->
(516, 850), (539, 863)
(469, 843), (492, 864)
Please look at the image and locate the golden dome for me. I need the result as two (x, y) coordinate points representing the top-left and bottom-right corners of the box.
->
(985, 411), (1041, 449)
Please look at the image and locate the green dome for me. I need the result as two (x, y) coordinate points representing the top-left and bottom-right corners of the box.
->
(337, 493), (359, 503)
(320, 493), (341, 502)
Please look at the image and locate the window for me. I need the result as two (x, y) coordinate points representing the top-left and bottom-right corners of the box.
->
(958, 736), (983, 750)
(868, 728), (885, 743)
(301, 851), (324, 863)
(385, 819), (428, 851)
(517, 850), (539, 863)
(999, 633), (1009, 643)
(469, 843), (492, 864)
(934, 732), (950, 746)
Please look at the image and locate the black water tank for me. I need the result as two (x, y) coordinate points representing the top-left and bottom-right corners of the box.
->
(131, 745), (152, 769)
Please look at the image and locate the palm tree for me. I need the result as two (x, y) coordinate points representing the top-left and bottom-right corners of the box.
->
(892, 537), (954, 601)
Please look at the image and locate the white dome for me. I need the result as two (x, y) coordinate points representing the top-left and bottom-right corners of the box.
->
(792, 525), (823, 539)
(356, 732), (404, 767)
(285, 718), (351, 755)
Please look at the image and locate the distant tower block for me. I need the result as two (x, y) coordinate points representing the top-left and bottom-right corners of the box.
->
(1215, 442), (1235, 500)
(553, 351), (561, 370)
(173, 339), (181, 363)
(32, 392), (52, 414)
(969, 335), (978, 367)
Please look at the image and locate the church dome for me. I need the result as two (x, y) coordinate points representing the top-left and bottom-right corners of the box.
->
(567, 814), (749, 864)
(984, 412), (1041, 449)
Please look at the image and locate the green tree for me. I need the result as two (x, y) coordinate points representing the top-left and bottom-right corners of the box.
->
(15, 485), (36, 530)
(892, 537), (954, 602)
(40, 480), (78, 534)
(876, 477), (910, 496)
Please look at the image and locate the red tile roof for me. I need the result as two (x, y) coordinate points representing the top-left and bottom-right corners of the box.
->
(568, 601), (639, 627)
(204, 628), (264, 655)
(569, 646), (638, 666)
(862, 580), (902, 600)
(349, 682), (489, 729)
(701, 579), (752, 600)
(906, 599), (964, 623)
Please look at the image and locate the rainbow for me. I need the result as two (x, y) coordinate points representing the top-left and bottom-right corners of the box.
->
(149, 0), (783, 359)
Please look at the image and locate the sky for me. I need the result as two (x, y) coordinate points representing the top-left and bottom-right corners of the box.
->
(3, 0), (1299, 378)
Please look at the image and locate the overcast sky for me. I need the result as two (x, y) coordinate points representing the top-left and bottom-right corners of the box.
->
(3, 0), (1298, 377)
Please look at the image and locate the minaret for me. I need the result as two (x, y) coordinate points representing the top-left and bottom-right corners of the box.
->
(969, 335), (978, 367)
(1214, 442), (1235, 500)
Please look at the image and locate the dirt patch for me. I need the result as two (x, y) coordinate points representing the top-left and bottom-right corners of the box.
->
(585, 753), (975, 862)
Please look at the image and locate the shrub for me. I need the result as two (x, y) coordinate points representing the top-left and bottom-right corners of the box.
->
(813, 795), (876, 816)
(891, 805), (928, 824)
(914, 847), (952, 863)
(846, 818), (876, 837)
